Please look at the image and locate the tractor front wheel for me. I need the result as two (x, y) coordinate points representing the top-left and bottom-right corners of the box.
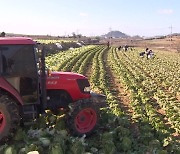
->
(67, 99), (99, 136)
(0, 95), (20, 142)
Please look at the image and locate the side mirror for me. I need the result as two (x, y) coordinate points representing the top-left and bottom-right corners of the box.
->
(47, 68), (51, 77)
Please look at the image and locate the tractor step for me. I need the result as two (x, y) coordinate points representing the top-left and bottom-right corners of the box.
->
(23, 105), (38, 121)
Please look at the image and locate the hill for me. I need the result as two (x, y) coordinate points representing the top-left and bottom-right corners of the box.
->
(102, 31), (129, 38)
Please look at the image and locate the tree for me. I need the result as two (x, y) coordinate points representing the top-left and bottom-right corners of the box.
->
(77, 34), (82, 38)
(72, 32), (76, 38)
(0, 32), (6, 37)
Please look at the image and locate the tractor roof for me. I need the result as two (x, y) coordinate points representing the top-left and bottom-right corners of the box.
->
(0, 37), (36, 45)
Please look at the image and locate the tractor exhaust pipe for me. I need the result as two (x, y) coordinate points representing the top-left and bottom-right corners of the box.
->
(39, 45), (47, 110)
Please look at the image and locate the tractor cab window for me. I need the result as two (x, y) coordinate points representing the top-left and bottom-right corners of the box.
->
(0, 45), (39, 103)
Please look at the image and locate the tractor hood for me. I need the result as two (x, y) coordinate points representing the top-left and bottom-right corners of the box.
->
(48, 71), (87, 80)
(46, 71), (91, 101)
(46, 71), (89, 90)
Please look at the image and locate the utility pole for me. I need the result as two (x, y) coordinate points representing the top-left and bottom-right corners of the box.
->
(169, 25), (172, 40)
(169, 25), (173, 48)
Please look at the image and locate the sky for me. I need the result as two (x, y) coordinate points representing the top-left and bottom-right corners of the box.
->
(0, 0), (180, 37)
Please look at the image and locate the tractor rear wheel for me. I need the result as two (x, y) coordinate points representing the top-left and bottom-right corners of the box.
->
(0, 95), (20, 142)
(67, 99), (99, 136)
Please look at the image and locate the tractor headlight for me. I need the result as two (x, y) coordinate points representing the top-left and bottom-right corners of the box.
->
(84, 86), (91, 92)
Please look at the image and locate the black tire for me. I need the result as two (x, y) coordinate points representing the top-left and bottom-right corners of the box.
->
(67, 99), (99, 136)
(0, 95), (20, 142)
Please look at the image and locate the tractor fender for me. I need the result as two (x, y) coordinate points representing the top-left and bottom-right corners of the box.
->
(90, 92), (106, 107)
(0, 77), (23, 105)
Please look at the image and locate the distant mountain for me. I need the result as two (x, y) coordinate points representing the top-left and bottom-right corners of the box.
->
(131, 35), (143, 39)
(102, 31), (129, 38)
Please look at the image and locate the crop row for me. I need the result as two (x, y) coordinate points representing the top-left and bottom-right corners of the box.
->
(129, 49), (180, 95)
(46, 45), (95, 71)
(70, 46), (105, 74)
(89, 47), (122, 116)
(1, 45), (179, 153)
(121, 49), (180, 133)
(107, 47), (179, 152)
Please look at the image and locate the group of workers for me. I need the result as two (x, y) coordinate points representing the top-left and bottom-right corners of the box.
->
(118, 45), (133, 51)
(108, 41), (155, 60)
(139, 48), (155, 59)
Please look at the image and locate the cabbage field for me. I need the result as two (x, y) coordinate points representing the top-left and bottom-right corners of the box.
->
(1, 45), (180, 154)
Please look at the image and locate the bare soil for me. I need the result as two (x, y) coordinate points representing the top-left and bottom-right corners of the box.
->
(108, 35), (180, 53)
(84, 63), (92, 79)
(104, 49), (140, 137)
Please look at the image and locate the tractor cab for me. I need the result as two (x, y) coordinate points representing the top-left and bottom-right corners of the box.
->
(0, 38), (39, 104)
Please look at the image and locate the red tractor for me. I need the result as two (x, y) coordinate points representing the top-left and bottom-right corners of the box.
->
(0, 37), (105, 142)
